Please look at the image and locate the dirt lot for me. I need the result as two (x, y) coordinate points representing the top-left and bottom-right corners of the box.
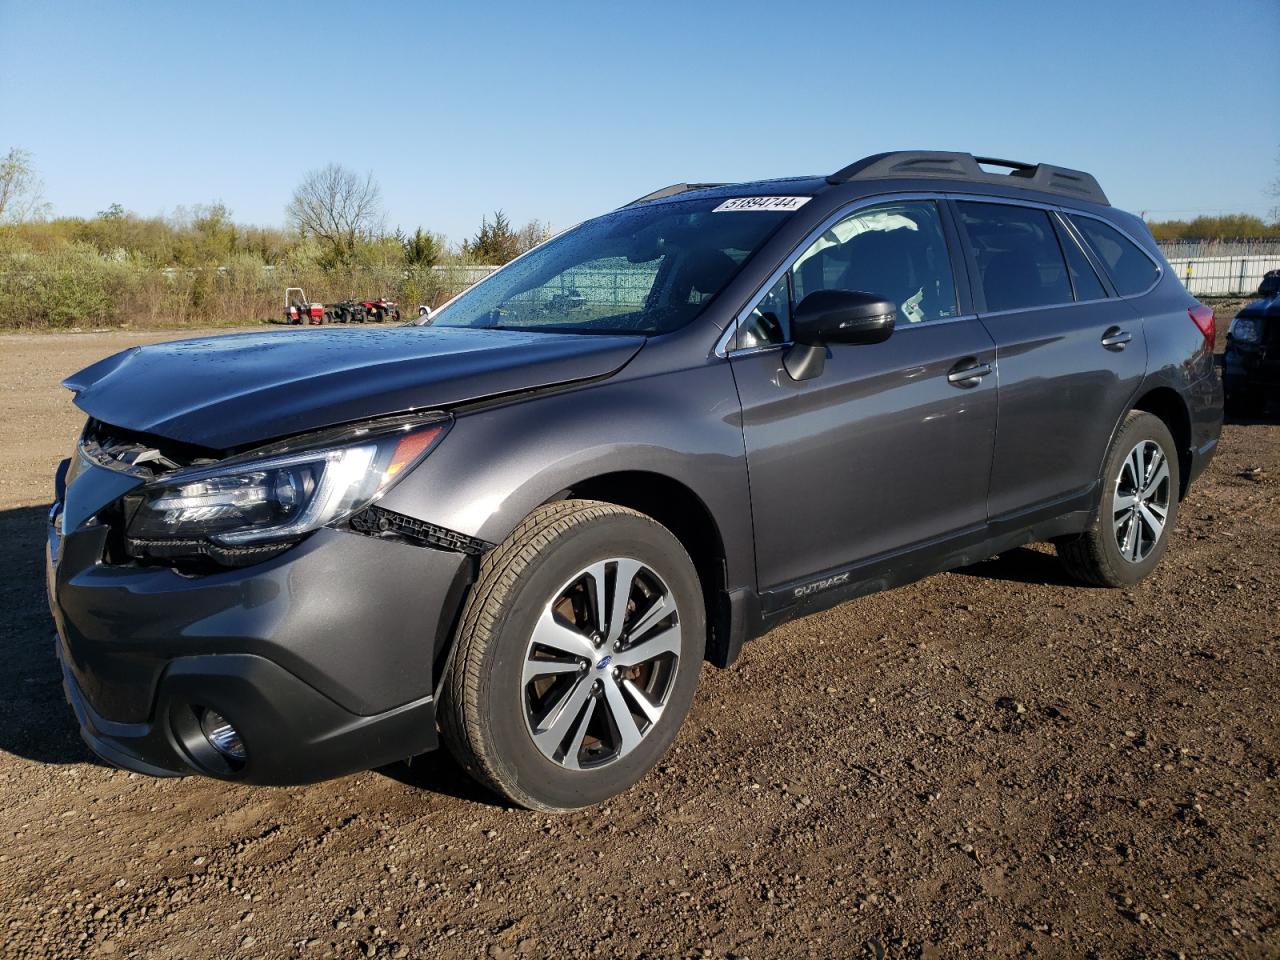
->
(1, 320), (1276, 959)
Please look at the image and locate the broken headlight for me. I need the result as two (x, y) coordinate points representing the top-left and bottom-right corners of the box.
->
(1228, 317), (1261, 344)
(124, 415), (448, 557)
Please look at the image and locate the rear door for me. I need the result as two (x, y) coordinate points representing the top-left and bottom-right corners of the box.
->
(953, 199), (1148, 520)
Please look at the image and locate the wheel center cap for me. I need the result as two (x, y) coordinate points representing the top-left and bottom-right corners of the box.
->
(595, 655), (613, 671)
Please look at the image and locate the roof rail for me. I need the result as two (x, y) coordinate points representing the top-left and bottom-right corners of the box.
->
(827, 151), (1109, 206)
(625, 182), (725, 207)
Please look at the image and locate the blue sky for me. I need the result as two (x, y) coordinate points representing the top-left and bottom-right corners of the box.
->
(2, 0), (1277, 242)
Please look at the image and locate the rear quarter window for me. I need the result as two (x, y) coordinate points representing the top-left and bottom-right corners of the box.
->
(1068, 216), (1160, 296)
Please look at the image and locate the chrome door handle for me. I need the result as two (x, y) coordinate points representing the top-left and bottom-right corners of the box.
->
(947, 361), (992, 386)
(1101, 327), (1132, 350)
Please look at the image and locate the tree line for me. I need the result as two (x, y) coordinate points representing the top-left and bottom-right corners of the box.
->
(1146, 213), (1280, 242)
(1, 145), (1278, 330)
(1, 151), (547, 271)
(0, 149), (550, 329)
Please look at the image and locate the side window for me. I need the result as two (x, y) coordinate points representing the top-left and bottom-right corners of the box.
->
(737, 274), (791, 350)
(791, 200), (958, 326)
(957, 202), (1073, 312)
(1068, 215), (1160, 296)
(1054, 217), (1108, 301)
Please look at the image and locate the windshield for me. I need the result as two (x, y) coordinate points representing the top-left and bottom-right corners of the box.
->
(424, 197), (800, 335)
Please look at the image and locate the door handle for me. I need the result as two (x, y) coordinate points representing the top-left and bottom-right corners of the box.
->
(1101, 327), (1132, 350)
(947, 360), (993, 386)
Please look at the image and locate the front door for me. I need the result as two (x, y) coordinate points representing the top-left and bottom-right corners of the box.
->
(728, 198), (998, 594)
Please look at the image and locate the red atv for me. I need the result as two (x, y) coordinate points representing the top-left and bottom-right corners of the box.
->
(284, 288), (325, 325)
(358, 297), (401, 323)
(284, 290), (401, 325)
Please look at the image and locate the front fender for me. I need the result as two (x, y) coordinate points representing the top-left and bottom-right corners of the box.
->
(375, 360), (756, 589)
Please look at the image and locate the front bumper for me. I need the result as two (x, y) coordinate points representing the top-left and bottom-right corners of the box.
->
(1224, 343), (1280, 391)
(55, 639), (438, 783)
(46, 462), (472, 784)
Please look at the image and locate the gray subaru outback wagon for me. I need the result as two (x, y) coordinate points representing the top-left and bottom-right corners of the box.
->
(47, 151), (1222, 810)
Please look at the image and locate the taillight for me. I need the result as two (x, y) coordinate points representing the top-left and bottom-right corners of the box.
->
(1189, 304), (1215, 350)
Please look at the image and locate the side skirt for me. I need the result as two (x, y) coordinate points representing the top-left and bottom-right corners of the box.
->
(727, 487), (1096, 652)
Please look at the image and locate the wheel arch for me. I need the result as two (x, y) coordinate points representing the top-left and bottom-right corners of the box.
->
(1130, 386), (1193, 499)
(550, 471), (738, 668)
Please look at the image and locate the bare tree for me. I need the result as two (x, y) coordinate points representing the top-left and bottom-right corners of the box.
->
(0, 147), (50, 223)
(515, 219), (552, 255)
(285, 163), (383, 263)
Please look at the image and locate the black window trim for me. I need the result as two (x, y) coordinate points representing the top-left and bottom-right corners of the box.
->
(1051, 210), (1119, 301)
(1050, 210), (1114, 302)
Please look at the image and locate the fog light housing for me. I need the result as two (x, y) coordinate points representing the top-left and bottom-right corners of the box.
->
(199, 709), (247, 762)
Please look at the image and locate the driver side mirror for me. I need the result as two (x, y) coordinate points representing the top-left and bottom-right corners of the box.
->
(784, 289), (896, 381)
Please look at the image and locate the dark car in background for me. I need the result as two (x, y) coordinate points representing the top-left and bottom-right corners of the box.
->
(47, 151), (1222, 811)
(1224, 272), (1280, 416)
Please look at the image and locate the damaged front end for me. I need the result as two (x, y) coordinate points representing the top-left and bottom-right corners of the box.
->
(71, 412), (454, 571)
(1224, 294), (1280, 413)
(46, 411), (477, 783)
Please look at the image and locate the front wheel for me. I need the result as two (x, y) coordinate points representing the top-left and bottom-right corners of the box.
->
(439, 500), (705, 811)
(1057, 411), (1180, 587)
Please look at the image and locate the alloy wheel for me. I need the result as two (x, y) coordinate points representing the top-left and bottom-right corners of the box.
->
(522, 558), (682, 770)
(1112, 439), (1171, 563)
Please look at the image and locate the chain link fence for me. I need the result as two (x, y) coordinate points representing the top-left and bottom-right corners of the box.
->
(1156, 239), (1280, 297)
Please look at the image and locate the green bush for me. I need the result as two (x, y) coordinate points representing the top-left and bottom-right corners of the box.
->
(0, 204), (532, 330)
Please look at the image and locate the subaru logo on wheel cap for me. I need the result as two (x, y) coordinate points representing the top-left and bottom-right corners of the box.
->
(595, 655), (612, 671)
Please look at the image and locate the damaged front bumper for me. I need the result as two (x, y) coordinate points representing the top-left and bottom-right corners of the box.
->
(46, 457), (475, 784)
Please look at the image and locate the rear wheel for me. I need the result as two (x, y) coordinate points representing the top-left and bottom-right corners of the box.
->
(1057, 411), (1179, 587)
(439, 500), (704, 811)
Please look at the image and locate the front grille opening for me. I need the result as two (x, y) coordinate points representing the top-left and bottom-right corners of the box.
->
(81, 418), (220, 482)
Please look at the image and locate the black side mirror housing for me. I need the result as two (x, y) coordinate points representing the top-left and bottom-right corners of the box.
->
(784, 289), (896, 381)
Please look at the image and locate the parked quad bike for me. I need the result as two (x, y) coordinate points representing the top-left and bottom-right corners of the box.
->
(283, 289), (400, 325)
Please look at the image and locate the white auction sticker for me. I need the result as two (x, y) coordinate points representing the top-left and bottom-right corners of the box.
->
(712, 196), (812, 213)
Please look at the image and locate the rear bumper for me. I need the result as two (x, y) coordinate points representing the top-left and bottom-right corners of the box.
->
(1173, 363), (1222, 496)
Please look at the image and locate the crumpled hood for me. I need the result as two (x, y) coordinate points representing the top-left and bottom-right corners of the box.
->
(1236, 293), (1280, 321)
(66, 326), (644, 450)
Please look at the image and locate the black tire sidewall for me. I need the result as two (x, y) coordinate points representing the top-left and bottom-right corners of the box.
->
(1094, 413), (1180, 585)
(476, 514), (704, 810)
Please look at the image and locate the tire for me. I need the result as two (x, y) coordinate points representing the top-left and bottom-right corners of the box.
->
(439, 500), (705, 811)
(1057, 411), (1180, 587)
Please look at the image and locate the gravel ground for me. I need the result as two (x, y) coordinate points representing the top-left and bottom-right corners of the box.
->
(0, 319), (1276, 959)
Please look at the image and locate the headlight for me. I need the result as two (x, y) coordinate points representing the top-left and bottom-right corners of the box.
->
(1228, 317), (1261, 344)
(124, 415), (448, 557)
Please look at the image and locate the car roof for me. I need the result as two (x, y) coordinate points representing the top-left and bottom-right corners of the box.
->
(624, 177), (830, 207)
(627, 151), (1111, 212)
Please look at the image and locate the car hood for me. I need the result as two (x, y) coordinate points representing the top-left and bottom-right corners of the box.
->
(1236, 294), (1280, 321)
(66, 326), (645, 450)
